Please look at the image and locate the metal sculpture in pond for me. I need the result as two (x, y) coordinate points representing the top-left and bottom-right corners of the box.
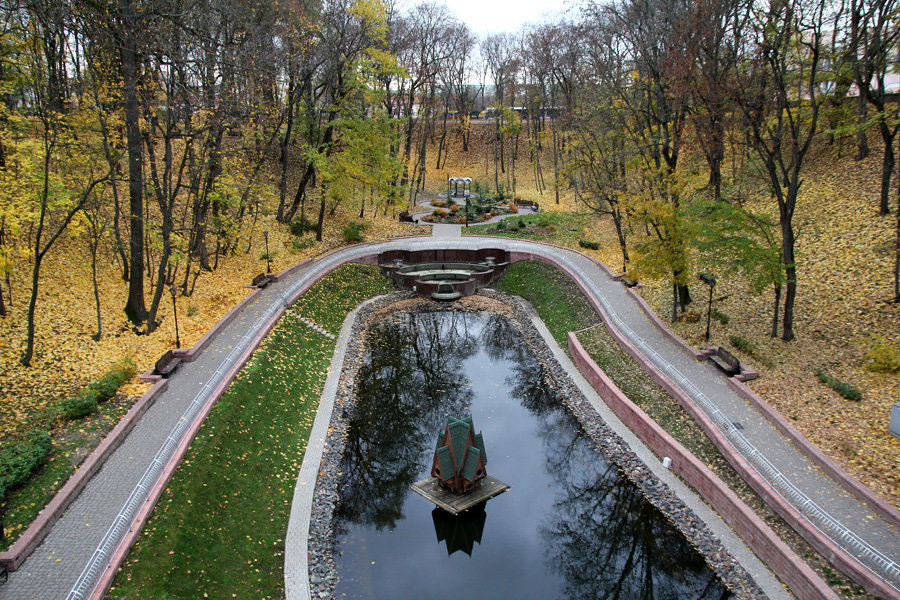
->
(432, 416), (488, 495)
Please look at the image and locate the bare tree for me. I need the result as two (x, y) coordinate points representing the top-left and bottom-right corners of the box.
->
(733, 0), (831, 341)
(849, 0), (900, 216)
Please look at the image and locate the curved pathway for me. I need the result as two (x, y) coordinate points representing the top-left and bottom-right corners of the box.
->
(1, 232), (898, 600)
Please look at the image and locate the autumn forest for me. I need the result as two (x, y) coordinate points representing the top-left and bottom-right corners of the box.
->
(0, 0), (899, 579)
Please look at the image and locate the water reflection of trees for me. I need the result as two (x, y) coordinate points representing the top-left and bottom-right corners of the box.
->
(536, 412), (730, 600)
(335, 309), (729, 600)
(335, 312), (478, 532)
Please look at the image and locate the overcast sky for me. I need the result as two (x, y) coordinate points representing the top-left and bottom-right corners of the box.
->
(436, 0), (568, 37)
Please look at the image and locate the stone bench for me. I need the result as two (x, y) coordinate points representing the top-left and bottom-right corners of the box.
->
(252, 272), (275, 288)
(702, 346), (758, 381)
(398, 210), (416, 224)
(154, 349), (182, 379)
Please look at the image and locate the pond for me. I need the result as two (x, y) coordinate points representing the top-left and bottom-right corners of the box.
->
(332, 311), (731, 600)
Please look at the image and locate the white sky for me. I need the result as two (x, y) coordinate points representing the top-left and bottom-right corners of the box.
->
(437, 0), (567, 37)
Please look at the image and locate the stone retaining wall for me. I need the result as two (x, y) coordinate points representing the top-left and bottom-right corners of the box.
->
(568, 334), (837, 600)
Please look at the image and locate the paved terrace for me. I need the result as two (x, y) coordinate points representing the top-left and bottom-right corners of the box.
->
(0, 233), (898, 600)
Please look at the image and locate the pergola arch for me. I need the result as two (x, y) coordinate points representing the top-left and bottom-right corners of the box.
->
(447, 176), (472, 198)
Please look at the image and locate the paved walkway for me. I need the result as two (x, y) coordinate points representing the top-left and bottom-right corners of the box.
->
(2, 231), (898, 599)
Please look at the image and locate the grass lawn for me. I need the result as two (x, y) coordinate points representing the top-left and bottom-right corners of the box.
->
(106, 263), (394, 600)
(463, 211), (597, 249)
(493, 259), (599, 345)
(494, 261), (867, 599)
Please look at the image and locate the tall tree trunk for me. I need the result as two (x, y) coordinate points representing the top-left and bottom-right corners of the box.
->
(781, 220), (797, 341)
(316, 192), (326, 242)
(120, 17), (147, 324)
(894, 184), (899, 302)
(770, 284), (781, 338)
(277, 72), (297, 223)
(856, 94), (869, 161)
(612, 210), (629, 272)
(90, 239), (102, 341)
(878, 117), (894, 216)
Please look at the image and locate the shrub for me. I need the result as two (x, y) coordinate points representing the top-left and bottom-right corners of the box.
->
(434, 208), (448, 217)
(496, 219), (507, 231)
(289, 217), (318, 236)
(57, 359), (136, 421)
(448, 203), (460, 213)
(432, 199), (447, 207)
(579, 240), (600, 250)
(457, 216), (466, 224)
(186, 305), (199, 317)
(728, 335), (757, 356)
(58, 392), (98, 420)
(815, 368), (863, 401)
(291, 236), (312, 251)
(342, 221), (365, 243)
(867, 336), (900, 373)
(89, 358), (136, 403)
(0, 430), (52, 500)
(711, 308), (730, 325)
(508, 203), (518, 213)
(517, 219), (527, 230)
(514, 194), (521, 201)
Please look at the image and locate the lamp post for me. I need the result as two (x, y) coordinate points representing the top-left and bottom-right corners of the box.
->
(263, 230), (270, 274)
(699, 273), (716, 344)
(170, 285), (181, 349)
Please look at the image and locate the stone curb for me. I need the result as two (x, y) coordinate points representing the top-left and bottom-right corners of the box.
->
(0, 379), (170, 572)
(568, 333), (837, 600)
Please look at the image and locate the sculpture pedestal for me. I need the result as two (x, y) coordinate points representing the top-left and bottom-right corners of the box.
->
(411, 476), (510, 515)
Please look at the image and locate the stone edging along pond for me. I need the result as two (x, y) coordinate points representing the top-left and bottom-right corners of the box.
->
(304, 289), (767, 600)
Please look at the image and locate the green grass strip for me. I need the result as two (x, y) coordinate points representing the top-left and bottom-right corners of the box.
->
(107, 263), (394, 600)
(494, 260), (598, 346)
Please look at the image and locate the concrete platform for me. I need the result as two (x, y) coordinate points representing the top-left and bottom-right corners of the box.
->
(411, 476), (510, 515)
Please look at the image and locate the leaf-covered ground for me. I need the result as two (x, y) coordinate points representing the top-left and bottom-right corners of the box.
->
(0, 210), (417, 440)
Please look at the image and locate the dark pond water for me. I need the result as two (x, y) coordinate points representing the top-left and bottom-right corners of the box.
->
(333, 311), (731, 600)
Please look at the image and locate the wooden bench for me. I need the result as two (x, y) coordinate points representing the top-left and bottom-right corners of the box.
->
(252, 272), (275, 288)
(154, 349), (183, 379)
(706, 346), (741, 376)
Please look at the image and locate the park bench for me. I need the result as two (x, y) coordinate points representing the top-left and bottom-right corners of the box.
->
(612, 273), (641, 288)
(706, 346), (741, 376)
(514, 199), (539, 211)
(252, 272), (275, 288)
(399, 210), (415, 223)
(154, 349), (183, 379)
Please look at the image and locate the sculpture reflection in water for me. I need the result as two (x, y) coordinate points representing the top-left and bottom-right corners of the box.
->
(432, 503), (487, 556)
(332, 311), (731, 600)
